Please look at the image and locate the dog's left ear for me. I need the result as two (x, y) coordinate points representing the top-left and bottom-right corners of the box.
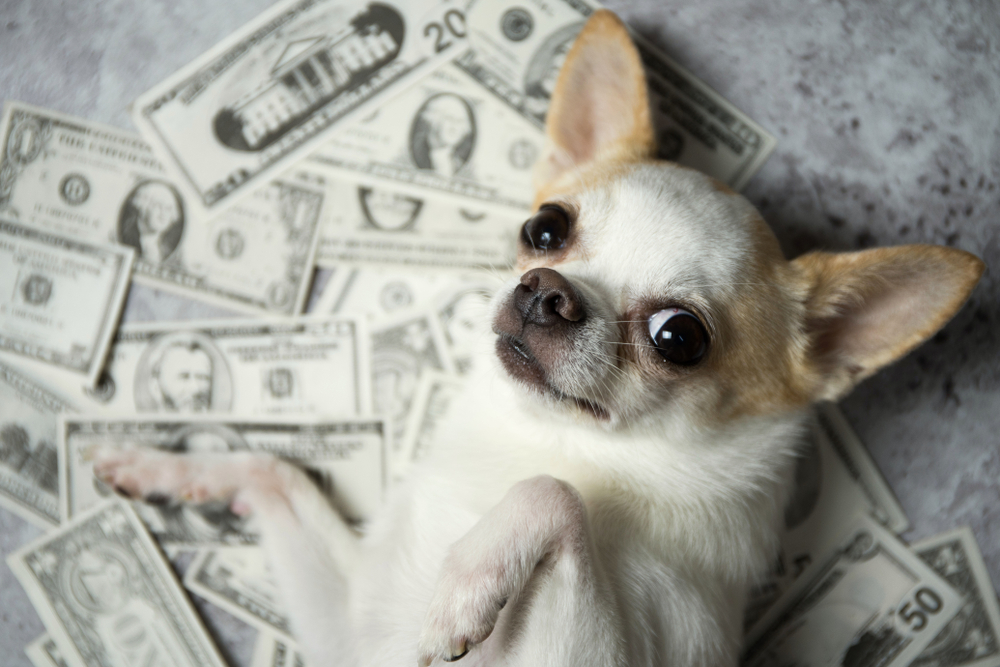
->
(534, 10), (656, 193)
(793, 244), (984, 400)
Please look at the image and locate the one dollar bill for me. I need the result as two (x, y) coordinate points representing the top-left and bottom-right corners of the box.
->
(744, 516), (963, 667)
(0, 216), (133, 387)
(7, 500), (228, 667)
(59, 415), (389, 544)
(0, 102), (325, 316)
(130, 0), (471, 218)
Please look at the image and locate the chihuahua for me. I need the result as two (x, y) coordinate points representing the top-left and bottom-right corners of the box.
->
(94, 10), (984, 667)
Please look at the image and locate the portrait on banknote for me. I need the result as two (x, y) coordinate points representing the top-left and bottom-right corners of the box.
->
(409, 92), (476, 177)
(117, 180), (186, 264)
(358, 186), (424, 231)
(132, 332), (233, 413)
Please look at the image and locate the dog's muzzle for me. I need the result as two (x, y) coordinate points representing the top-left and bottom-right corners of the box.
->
(493, 268), (586, 388)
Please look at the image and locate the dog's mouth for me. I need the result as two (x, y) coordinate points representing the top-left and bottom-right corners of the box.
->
(495, 333), (610, 421)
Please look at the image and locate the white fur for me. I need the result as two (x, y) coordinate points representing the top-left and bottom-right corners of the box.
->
(94, 160), (818, 667)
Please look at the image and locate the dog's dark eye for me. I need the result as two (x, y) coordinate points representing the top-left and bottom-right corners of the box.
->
(521, 205), (570, 251)
(648, 308), (708, 365)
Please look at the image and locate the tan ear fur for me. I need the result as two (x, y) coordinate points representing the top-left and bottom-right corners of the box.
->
(793, 244), (984, 400)
(533, 10), (656, 193)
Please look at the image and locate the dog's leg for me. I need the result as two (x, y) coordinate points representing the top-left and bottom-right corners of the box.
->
(93, 448), (359, 665)
(417, 475), (624, 667)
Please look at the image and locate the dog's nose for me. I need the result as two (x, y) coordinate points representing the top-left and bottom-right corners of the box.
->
(514, 268), (584, 326)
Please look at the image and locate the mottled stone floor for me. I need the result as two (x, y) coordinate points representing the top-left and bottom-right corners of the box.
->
(0, 1), (997, 665)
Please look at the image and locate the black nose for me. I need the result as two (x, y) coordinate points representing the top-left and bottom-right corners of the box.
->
(514, 268), (585, 327)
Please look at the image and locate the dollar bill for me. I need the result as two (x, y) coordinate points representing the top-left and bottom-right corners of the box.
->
(398, 370), (463, 474)
(7, 500), (228, 667)
(59, 415), (389, 544)
(745, 408), (911, 627)
(0, 361), (75, 528)
(24, 635), (69, 667)
(184, 546), (292, 638)
(817, 402), (909, 533)
(296, 169), (520, 270)
(252, 630), (307, 667)
(0, 102), (325, 316)
(911, 527), (1000, 667)
(309, 60), (544, 213)
(318, 265), (497, 372)
(30, 317), (372, 418)
(0, 216), (134, 387)
(744, 516), (963, 667)
(130, 0), (470, 218)
(371, 309), (455, 461)
(461, 0), (776, 190)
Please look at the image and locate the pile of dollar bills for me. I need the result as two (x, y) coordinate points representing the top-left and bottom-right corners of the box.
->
(0, 0), (996, 666)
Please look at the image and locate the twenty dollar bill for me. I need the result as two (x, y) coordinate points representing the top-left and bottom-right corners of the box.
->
(130, 0), (471, 217)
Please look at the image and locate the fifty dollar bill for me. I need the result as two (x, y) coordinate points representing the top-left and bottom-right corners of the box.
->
(744, 515), (963, 667)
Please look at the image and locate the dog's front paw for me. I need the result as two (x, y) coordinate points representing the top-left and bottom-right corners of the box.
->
(92, 447), (220, 505)
(417, 547), (513, 666)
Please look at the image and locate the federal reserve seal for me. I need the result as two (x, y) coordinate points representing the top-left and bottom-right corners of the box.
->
(501, 8), (533, 42)
(21, 274), (53, 306)
(59, 173), (90, 205)
(215, 228), (245, 260)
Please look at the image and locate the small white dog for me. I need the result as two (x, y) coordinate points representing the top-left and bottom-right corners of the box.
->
(95, 10), (984, 667)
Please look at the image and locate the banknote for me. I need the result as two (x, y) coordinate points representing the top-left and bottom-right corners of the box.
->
(59, 416), (389, 544)
(24, 635), (69, 667)
(745, 408), (911, 627)
(0, 216), (133, 387)
(0, 102), (325, 316)
(744, 516), (963, 667)
(310, 61), (544, 213)
(461, 0), (777, 190)
(252, 630), (307, 667)
(7, 500), (228, 667)
(185, 546), (292, 638)
(816, 402), (909, 533)
(0, 361), (75, 528)
(31, 317), (372, 417)
(318, 265), (497, 372)
(911, 527), (1000, 667)
(296, 169), (519, 270)
(130, 0), (470, 218)
(371, 309), (455, 460)
(398, 370), (463, 474)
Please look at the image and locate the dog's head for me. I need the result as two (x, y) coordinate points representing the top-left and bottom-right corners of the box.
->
(490, 10), (983, 431)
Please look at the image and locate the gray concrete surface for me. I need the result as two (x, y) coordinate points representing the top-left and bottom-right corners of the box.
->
(1, 0), (998, 665)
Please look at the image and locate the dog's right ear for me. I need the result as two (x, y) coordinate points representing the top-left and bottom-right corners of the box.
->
(793, 244), (984, 401)
(533, 10), (656, 194)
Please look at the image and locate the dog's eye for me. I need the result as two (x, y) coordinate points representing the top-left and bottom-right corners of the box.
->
(648, 308), (708, 365)
(521, 205), (570, 251)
